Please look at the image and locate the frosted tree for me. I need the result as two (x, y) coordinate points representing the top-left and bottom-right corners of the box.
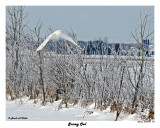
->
(126, 9), (154, 113)
(6, 6), (29, 99)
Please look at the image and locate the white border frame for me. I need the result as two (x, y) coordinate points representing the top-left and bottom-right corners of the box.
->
(1, 0), (160, 128)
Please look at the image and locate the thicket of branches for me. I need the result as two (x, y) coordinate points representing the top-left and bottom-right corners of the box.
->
(6, 6), (154, 121)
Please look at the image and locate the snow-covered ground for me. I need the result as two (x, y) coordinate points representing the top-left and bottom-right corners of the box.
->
(6, 97), (139, 121)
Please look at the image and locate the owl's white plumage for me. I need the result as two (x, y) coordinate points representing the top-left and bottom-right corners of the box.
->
(36, 30), (80, 52)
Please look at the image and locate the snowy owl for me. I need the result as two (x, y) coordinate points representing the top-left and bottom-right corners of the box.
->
(36, 30), (81, 52)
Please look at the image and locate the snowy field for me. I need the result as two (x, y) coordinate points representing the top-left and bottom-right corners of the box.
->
(6, 97), (140, 121)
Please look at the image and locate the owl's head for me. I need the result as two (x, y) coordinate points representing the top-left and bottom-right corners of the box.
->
(54, 30), (62, 35)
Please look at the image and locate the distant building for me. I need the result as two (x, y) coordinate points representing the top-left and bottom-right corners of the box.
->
(149, 45), (154, 56)
(143, 39), (150, 56)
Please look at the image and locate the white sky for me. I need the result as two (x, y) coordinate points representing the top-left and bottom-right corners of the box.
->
(24, 6), (154, 43)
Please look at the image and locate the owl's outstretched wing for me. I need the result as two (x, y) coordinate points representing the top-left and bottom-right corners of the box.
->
(36, 33), (56, 52)
(60, 33), (81, 49)
(36, 30), (81, 52)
